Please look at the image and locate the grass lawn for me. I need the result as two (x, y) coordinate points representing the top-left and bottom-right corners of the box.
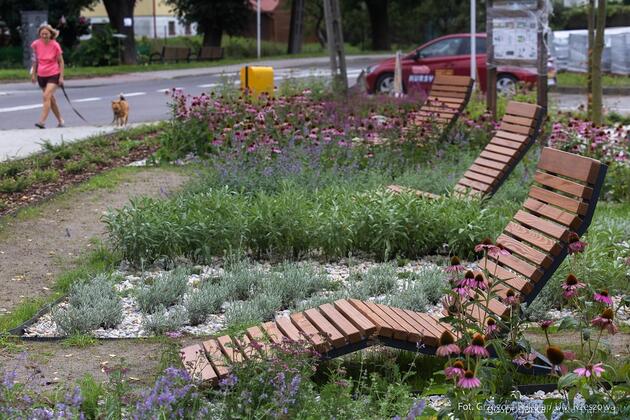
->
(557, 71), (630, 88)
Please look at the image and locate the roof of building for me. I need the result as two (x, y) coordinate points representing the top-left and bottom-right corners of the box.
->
(249, 0), (280, 13)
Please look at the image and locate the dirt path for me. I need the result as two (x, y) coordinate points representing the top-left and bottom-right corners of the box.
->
(0, 168), (189, 313)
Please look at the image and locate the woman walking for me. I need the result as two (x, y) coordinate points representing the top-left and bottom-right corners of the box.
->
(31, 23), (65, 128)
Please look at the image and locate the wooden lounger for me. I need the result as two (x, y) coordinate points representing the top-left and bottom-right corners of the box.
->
(181, 148), (606, 383)
(390, 101), (544, 199)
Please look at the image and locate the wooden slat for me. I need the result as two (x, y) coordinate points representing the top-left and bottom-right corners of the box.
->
(490, 253), (543, 282)
(416, 312), (452, 339)
(433, 75), (473, 86)
(457, 177), (492, 193)
(461, 170), (496, 186)
(467, 289), (510, 318)
(490, 137), (526, 151)
(469, 164), (502, 178)
(534, 171), (593, 199)
(246, 326), (272, 355)
(376, 304), (422, 343)
(426, 96), (463, 106)
(432, 84), (470, 93)
(275, 316), (304, 342)
(485, 144), (519, 157)
(234, 334), (258, 360)
(514, 209), (571, 241)
(363, 301), (408, 340)
(505, 101), (540, 118)
(319, 303), (362, 343)
(420, 106), (457, 114)
(303, 307), (346, 347)
(494, 130), (529, 143)
(500, 121), (533, 135)
(431, 89), (467, 99)
(476, 259), (533, 294)
(473, 157), (508, 172)
(480, 150), (512, 164)
(348, 299), (395, 338)
(463, 301), (488, 325)
(529, 186), (587, 215)
(503, 114), (536, 127)
(504, 221), (562, 255)
(202, 339), (230, 378)
(181, 344), (217, 383)
(403, 311), (441, 346)
(290, 312), (330, 352)
(261, 321), (285, 344)
(537, 147), (601, 184)
(390, 307), (438, 345)
(217, 335), (244, 364)
(523, 198), (582, 231)
(334, 299), (378, 337)
(496, 233), (553, 268)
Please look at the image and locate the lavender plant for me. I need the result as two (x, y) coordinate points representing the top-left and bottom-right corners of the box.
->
(136, 267), (189, 314)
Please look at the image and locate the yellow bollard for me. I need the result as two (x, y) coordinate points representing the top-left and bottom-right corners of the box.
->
(240, 66), (274, 98)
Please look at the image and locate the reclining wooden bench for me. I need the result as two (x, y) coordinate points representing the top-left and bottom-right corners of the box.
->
(181, 148), (607, 384)
(389, 101), (544, 199)
(191, 46), (224, 61)
(149, 46), (192, 64)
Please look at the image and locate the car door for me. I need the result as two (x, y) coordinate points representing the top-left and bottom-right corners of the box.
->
(458, 36), (488, 88)
(415, 36), (468, 76)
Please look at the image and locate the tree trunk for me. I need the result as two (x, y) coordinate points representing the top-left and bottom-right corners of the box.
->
(365, 0), (389, 50)
(591, 0), (606, 125)
(202, 27), (223, 47)
(587, 0), (595, 117)
(103, 0), (137, 65)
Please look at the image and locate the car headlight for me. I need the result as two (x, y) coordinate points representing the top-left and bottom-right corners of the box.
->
(365, 65), (375, 74)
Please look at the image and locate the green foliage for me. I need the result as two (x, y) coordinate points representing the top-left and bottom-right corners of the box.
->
(71, 25), (121, 67)
(0, 176), (31, 193)
(30, 168), (60, 183)
(78, 374), (105, 419)
(142, 306), (188, 335)
(52, 274), (123, 335)
(136, 267), (189, 314)
(603, 163), (630, 202)
(184, 280), (228, 325)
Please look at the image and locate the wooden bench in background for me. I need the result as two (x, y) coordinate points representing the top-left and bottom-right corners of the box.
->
(191, 46), (224, 61)
(149, 46), (191, 64)
(181, 147), (607, 384)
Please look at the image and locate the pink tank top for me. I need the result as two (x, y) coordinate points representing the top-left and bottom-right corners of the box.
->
(31, 39), (62, 77)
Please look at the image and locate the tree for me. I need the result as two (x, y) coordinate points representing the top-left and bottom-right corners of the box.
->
(364, 0), (389, 50)
(165, 0), (251, 47)
(101, 0), (137, 64)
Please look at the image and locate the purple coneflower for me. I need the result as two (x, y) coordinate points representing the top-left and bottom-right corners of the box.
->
(444, 360), (465, 379)
(485, 318), (499, 337)
(488, 242), (511, 258)
(460, 270), (475, 287)
(561, 274), (585, 298)
(546, 346), (568, 374)
(504, 289), (519, 306)
(512, 352), (536, 369)
(474, 238), (497, 254)
(436, 331), (460, 357)
(453, 282), (469, 297)
(591, 308), (619, 335)
(457, 370), (481, 389)
(539, 320), (554, 330)
(445, 256), (465, 273)
(574, 362), (605, 378)
(463, 333), (490, 358)
(471, 273), (487, 290)
(594, 290), (613, 305)
(567, 232), (587, 254)
(442, 295), (459, 315)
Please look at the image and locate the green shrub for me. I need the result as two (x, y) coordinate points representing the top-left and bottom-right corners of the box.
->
(184, 281), (228, 325)
(136, 267), (189, 314)
(0, 160), (25, 179)
(604, 163), (630, 202)
(71, 25), (121, 67)
(0, 176), (31, 193)
(142, 305), (188, 335)
(52, 274), (123, 335)
(64, 160), (89, 174)
(30, 168), (60, 183)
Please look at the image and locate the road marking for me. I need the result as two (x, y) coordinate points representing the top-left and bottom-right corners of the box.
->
(0, 103), (41, 112)
(197, 83), (219, 88)
(75, 97), (101, 103)
(121, 92), (146, 97)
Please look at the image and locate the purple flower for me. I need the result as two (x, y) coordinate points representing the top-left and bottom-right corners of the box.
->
(463, 334), (489, 358)
(436, 331), (460, 357)
(457, 370), (481, 389)
(574, 362), (605, 378)
(594, 290), (613, 305)
(567, 232), (587, 254)
(444, 360), (465, 379)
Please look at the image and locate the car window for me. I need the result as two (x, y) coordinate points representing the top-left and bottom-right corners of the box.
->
(458, 37), (487, 54)
(419, 37), (465, 58)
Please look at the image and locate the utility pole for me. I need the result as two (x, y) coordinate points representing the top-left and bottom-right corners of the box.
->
(323, 0), (348, 93)
(288, 0), (305, 54)
(486, 0), (497, 119)
(536, 0), (548, 114)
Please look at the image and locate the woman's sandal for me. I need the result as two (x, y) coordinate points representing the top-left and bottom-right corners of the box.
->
(34, 123), (45, 129)
(57, 122), (65, 128)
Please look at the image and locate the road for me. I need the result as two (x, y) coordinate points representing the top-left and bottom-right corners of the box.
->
(0, 57), (375, 131)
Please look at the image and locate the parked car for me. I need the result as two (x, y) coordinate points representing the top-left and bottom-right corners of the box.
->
(363, 33), (557, 95)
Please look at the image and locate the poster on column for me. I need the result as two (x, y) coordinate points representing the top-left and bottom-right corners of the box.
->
(492, 16), (537, 61)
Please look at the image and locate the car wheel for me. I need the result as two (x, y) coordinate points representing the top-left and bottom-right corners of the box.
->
(497, 74), (518, 96)
(376, 73), (395, 94)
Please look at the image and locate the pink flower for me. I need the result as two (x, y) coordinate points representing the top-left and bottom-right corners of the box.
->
(484, 319), (499, 337)
(504, 289), (520, 306)
(488, 242), (511, 258)
(459, 270), (476, 288)
(567, 232), (587, 254)
(471, 274), (487, 290)
(594, 290), (613, 305)
(445, 256), (465, 273)
(452, 282), (469, 297)
(591, 308), (618, 335)
(474, 238), (498, 254)
(444, 360), (465, 379)
(436, 331), (460, 357)
(561, 274), (585, 299)
(513, 353), (536, 368)
(574, 363), (605, 378)
(463, 334), (489, 358)
(539, 320), (554, 330)
(457, 370), (481, 389)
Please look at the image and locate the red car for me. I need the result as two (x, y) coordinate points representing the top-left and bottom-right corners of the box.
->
(364, 33), (556, 95)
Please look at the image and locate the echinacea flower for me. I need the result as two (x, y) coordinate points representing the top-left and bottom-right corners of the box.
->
(463, 333), (490, 358)
(444, 360), (466, 379)
(513, 352), (536, 369)
(475, 238), (498, 254)
(488, 242), (511, 258)
(471, 273), (487, 290)
(460, 270), (475, 287)
(504, 289), (519, 305)
(594, 290), (613, 305)
(442, 295), (459, 315)
(546, 346), (568, 374)
(574, 362), (605, 378)
(591, 308), (619, 335)
(436, 331), (460, 357)
(445, 256), (465, 273)
(567, 232), (587, 255)
(453, 282), (469, 297)
(561, 274), (585, 298)
(457, 370), (481, 389)
(485, 318), (499, 337)
(539, 320), (554, 330)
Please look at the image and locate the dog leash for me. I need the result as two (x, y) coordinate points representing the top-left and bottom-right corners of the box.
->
(60, 84), (91, 124)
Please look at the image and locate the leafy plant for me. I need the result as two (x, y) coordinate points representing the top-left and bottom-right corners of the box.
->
(136, 267), (189, 314)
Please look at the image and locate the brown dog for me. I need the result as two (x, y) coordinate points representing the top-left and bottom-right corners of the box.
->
(111, 94), (129, 127)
